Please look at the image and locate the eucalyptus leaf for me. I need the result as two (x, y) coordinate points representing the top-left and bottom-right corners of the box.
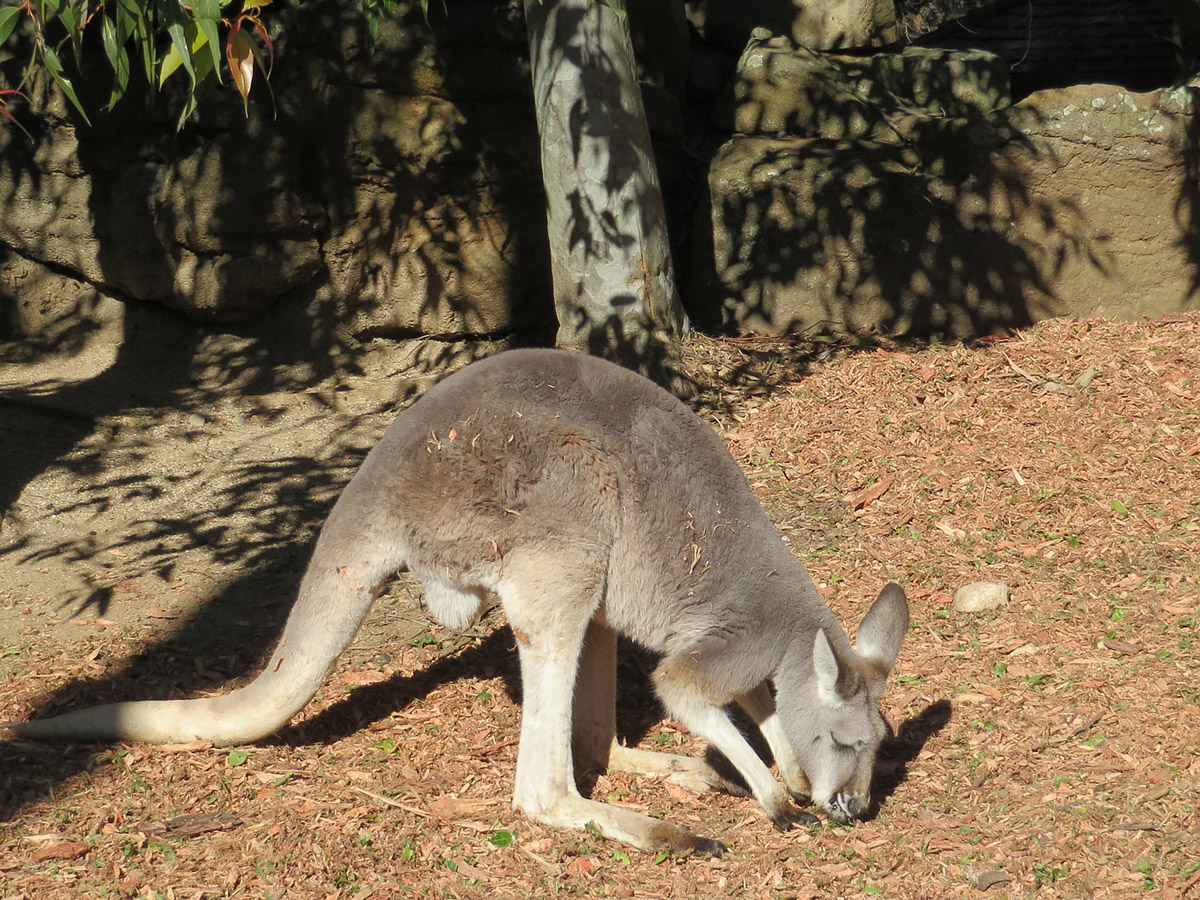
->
(39, 44), (91, 124)
(0, 6), (23, 47)
(100, 13), (131, 109)
(161, 0), (198, 90)
(195, 15), (223, 82)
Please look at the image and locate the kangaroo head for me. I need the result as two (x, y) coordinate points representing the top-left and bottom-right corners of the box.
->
(787, 583), (909, 823)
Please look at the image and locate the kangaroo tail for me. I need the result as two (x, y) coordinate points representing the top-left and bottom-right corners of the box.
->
(4, 481), (403, 746)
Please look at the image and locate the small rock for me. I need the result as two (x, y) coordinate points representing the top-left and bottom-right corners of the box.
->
(966, 867), (1013, 891)
(953, 582), (1011, 612)
(185, 413), (206, 428)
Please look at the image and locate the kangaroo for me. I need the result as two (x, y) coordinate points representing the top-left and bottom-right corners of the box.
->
(4, 348), (909, 855)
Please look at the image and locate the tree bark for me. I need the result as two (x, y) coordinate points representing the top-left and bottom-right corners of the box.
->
(523, 0), (689, 381)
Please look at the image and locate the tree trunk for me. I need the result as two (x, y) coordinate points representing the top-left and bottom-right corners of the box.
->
(523, 0), (689, 381)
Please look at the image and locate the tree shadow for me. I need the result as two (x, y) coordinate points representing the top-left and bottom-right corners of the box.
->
(0, 0), (564, 612)
(0, 549), (310, 822)
(1176, 97), (1200, 304)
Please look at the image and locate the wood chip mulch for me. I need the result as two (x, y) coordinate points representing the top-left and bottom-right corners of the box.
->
(2, 314), (1198, 899)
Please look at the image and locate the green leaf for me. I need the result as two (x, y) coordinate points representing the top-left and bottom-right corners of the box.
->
(59, 0), (90, 63)
(100, 13), (131, 110)
(161, 0), (198, 90)
(159, 43), (187, 87)
(227, 748), (249, 766)
(1109, 499), (1129, 516)
(489, 830), (514, 848)
(116, 0), (156, 87)
(57, 0), (79, 35)
(39, 44), (91, 124)
(195, 15), (223, 82)
(173, 91), (200, 131)
(39, 0), (65, 21)
(0, 6), (23, 47)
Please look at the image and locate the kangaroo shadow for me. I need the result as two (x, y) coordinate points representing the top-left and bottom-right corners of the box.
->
(868, 698), (953, 817)
(274, 624), (524, 748)
(269, 629), (672, 753)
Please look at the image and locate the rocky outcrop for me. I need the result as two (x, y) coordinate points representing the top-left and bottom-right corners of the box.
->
(689, 33), (1199, 338)
(713, 33), (1011, 137)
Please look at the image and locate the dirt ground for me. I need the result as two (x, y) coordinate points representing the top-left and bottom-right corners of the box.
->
(0, 308), (1197, 899)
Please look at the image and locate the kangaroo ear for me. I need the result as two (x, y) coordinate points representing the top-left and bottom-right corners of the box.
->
(813, 629), (860, 703)
(856, 582), (910, 674)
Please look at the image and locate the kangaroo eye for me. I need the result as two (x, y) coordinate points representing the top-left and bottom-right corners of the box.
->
(830, 733), (866, 753)
(816, 733), (866, 754)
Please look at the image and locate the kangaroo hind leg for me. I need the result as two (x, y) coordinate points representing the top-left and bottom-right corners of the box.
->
(654, 657), (811, 831)
(500, 551), (724, 856)
(570, 618), (618, 776)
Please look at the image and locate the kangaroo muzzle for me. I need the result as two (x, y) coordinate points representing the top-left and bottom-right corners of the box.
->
(826, 791), (870, 823)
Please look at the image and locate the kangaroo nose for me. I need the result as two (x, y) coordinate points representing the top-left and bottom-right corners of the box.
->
(830, 793), (869, 822)
(844, 793), (868, 818)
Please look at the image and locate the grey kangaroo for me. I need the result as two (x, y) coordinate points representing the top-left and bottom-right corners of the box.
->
(5, 348), (909, 855)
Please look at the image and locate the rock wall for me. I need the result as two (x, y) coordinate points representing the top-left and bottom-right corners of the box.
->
(0, 1), (556, 346)
(1, 0), (1196, 349)
(688, 31), (1200, 338)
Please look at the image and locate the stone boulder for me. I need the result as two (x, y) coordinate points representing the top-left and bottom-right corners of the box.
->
(0, 0), (554, 335)
(0, 71), (326, 323)
(689, 81), (1199, 337)
(714, 32), (1011, 137)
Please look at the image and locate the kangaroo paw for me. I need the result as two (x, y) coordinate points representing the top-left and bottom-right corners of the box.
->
(648, 820), (727, 857)
(771, 804), (820, 831)
(517, 792), (726, 857)
(666, 766), (748, 797)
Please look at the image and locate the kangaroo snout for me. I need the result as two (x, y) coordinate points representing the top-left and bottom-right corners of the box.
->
(826, 791), (870, 823)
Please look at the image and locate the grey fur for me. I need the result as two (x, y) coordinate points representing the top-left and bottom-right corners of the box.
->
(5, 349), (909, 855)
